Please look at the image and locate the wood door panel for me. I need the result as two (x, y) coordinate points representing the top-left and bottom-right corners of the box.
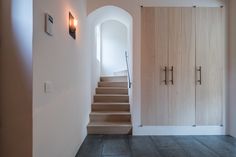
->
(141, 7), (156, 125)
(141, 7), (169, 125)
(196, 8), (224, 125)
(141, 7), (224, 126)
(154, 7), (169, 125)
(168, 8), (196, 125)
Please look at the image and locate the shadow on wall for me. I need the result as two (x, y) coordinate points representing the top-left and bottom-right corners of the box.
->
(0, 0), (32, 157)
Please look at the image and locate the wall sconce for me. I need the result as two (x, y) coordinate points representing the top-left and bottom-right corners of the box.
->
(69, 12), (78, 39)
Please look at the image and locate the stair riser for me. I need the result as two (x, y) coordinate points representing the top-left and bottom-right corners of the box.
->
(94, 96), (129, 103)
(114, 71), (128, 76)
(96, 88), (128, 95)
(90, 115), (131, 122)
(92, 105), (130, 112)
(87, 126), (132, 134)
(98, 82), (128, 88)
(100, 76), (127, 82)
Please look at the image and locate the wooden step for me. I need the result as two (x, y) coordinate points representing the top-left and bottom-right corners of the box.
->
(94, 94), (129, 103)
(100, 76), (127, 82)
(92, 103), (130, 112)
(96, 87), (128, 95)
(90, 112), (131, 122)
(98, 82), (128, 88)
(87, 122), (132, 134)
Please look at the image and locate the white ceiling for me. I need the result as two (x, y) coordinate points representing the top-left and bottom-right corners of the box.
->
(139, 0), (226, 7)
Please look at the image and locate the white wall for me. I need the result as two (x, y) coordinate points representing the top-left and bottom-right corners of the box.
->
(101, 20), (128, 75)
(33, 0), (90, 157)
(87, 0), (227, 135)
(87, 6), (132, 98)
(0, 0), (33, 156)
(229, 0), (236, 137)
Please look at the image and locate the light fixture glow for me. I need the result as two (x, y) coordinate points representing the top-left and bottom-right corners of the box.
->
(73, 19), (78, 28)
(69, 12), (77, 39)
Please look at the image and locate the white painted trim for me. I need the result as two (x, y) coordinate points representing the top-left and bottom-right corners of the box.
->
(133, 126), (226, 136)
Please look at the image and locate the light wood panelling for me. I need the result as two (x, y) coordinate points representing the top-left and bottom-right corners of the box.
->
(141, 7), (224, 126)
(141, 7), (156, 125)
(196, 8), (224, 125)
(154, 7), (169, 125)
(141, 7), (169, 125)
(168, 8), (196, 125)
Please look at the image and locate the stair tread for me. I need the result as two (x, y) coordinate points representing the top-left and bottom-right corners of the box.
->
(92, 110), (130, 115)
(99, 81), (128, 83)
(90, 112), (131, 115)
(88, 76), (131, 134)
(97, 87), (128, 89)
(88, 121), (131, 127)
(95, 94), (128, 96)
(93, 102), (130, 105)
(101, 75), (127, 78)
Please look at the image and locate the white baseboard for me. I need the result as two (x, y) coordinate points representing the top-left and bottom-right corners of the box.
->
(133, 125), (226, 136)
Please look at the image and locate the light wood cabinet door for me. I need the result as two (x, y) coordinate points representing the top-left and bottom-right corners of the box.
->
(196, 8), (224, 126)
(141, 7), (224, 126)
(141, 7), (169, 125)
(168, 8), (196, 125)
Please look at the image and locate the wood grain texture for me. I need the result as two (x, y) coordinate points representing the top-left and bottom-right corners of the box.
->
(168, 8), (196, 125)
(141, 7), (156, 125)
(141, 7), (225, 126)
(141, 7), (169, 125)
(196, 8), (224, 126)
(88, 76), (132, 134)
(154, 7), (169, 125)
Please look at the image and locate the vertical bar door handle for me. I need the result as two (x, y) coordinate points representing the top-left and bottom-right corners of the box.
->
(197, 66), (202, 85)
(169, 66), (174, 85)
(163, 66), (168, 85)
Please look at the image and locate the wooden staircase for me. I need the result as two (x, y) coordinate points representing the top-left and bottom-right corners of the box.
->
(87, 76), (132, 134)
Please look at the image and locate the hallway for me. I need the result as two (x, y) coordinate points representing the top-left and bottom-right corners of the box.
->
(76, 135), (236, 157)
(1, 0), (236, 157)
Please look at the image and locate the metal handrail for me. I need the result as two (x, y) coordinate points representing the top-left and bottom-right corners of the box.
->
(125, 51), (131, 88)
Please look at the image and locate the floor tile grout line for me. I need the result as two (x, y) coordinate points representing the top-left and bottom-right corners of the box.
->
(192, 136), (224, 157)
(127, 135), (133, 157)
(215, 135), (236, 147)
(149, 136), (164, 157)
(172, 136), (194, 157)
(101, 135), (131, 157)
(77, 135), (236, 157)
(175, 136), (223, 157)
(101, 135), (105, 157)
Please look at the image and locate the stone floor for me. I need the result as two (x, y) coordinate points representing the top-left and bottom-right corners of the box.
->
(76, 135), (236, 157)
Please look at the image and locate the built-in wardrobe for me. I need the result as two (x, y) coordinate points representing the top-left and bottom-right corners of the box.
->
(141, 7), (226, 126)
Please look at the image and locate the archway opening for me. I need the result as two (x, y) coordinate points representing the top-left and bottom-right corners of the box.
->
(88, 5), (133, 93)
(100, 20), (128, 75)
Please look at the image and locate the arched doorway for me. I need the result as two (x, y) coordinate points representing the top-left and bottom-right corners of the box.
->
(87, 6), (133, 135)
(87, 6), (133, 93)
(100, 20), (128, 76)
